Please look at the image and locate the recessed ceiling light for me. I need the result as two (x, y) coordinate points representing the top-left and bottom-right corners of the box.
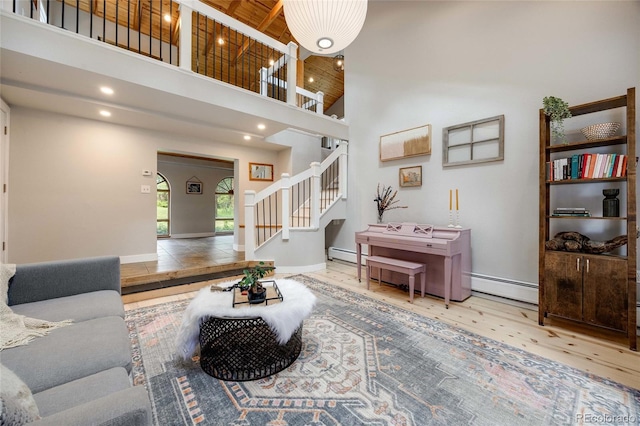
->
(269, 59), (274, 66)
(100, 86), (114, 95)
(218, 38), (224, 45)
(243, 135), (251, 140)
(163, 13), (171, 23)
(257, 124), (266, 130)
(99, 110), (111, 117)
(308, 77), (314, 83)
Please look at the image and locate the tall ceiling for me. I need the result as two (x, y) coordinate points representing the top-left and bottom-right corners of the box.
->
(198, 0), (344, 112)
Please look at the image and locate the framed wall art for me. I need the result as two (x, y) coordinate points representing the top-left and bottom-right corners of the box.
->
(443, 115), (504, 167)
(186, 177), (203, 194)
(399, 166), (422, 187)
(380, 124), (432, 162)
(249, 162), (274, 181)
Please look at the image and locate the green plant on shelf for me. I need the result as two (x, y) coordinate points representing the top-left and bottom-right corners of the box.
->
(543, 96), (572, 144)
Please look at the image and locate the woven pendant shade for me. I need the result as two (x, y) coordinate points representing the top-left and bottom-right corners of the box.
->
(283, 0), (368, 55)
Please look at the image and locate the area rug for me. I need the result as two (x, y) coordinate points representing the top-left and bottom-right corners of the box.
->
(125, 274), (640, 425)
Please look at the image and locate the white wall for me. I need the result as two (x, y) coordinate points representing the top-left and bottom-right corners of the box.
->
(266, 129), (322, 175)
(7, 107), (283, 264)
(334, 1), (639, 290)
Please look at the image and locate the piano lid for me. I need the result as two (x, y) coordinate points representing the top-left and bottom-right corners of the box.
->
(383, 222), (434, 238)
(358, 222), (464, 241)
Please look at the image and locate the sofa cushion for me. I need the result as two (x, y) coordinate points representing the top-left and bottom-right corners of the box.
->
(11, 290), (125, 322)
(0, 363), (41, 424)
(33, 367), (131, 417)
(0, 316), (132, 394)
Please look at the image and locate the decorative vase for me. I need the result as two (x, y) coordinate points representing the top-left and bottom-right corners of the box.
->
(377, 213), (384, 224)
(602, 189), (619, 217)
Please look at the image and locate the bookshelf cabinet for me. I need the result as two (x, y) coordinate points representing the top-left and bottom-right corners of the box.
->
(538, 87), (637, 350)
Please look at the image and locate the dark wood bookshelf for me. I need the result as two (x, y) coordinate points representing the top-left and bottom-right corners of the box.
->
(538, 87), (636, 351)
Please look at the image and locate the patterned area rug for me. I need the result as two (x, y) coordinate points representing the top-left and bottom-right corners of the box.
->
(125, 275), (640, 425)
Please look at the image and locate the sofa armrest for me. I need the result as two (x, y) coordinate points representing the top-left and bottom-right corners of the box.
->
(29, 385), (152, 426)
(8, 256), (121, 305)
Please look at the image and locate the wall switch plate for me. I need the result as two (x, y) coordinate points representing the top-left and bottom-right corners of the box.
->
(141, 185), (151, 194)
(142, 170), (152, 176)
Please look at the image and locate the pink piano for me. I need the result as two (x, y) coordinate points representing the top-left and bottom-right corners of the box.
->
(356, 223), (471, 307)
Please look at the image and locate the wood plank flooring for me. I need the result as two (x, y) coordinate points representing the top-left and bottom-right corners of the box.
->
(124, 259), (640, 390)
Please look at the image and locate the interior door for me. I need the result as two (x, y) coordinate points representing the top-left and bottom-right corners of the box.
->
(0, 101), (8, 263)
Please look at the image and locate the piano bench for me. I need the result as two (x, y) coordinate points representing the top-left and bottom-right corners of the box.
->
(366, 255), (426, 303)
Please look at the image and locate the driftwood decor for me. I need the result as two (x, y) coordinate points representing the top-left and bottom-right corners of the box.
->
(443, 115), (504, 167)
(545, 231), (630, 254)
(380, 124), (431, 162)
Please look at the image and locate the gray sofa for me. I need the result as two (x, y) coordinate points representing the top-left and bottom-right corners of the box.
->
(2, 256), (152, 425)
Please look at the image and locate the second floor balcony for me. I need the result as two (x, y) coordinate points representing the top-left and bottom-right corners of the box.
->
(1, 0), (349, 144)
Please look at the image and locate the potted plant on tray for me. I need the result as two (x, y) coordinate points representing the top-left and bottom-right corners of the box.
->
(237, 261), (275, 304)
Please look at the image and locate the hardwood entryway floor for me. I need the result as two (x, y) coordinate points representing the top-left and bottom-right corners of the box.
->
(123, 252), (640, 390)
(119, 235), (251, 296)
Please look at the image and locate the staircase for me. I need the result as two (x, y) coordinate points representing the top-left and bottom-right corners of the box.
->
(244, 143), (348, 272)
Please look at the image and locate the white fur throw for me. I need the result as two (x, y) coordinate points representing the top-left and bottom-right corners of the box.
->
(1, 264), (72, 351)
(175, 279), (316, 360)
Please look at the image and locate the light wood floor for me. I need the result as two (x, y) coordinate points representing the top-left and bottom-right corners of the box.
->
(124, 259), (640, 390)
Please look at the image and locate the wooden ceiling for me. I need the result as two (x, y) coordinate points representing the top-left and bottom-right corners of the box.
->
(63, 0), (344, 113)
(200, 0), (344, 113)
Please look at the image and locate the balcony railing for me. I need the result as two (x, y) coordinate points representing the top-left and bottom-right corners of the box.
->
(6, 0), (323, 113)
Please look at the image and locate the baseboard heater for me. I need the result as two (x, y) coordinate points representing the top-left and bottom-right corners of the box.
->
(327, 247), (366, 265)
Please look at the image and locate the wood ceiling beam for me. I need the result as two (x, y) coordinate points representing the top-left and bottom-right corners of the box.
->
(133, 0), (141, 31)
(202, 0), (242, 56)
(234, 0), (283, 62)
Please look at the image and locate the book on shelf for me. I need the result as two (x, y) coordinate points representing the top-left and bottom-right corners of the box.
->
(546, 153), (627, 181)
(552, 207), (590, 217)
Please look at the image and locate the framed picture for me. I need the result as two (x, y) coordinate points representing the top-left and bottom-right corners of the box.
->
(399, 166), (422, 187)
(249, 162), (274, 181)
(186, 180), (203, 194)
(380, 124), (432, 162)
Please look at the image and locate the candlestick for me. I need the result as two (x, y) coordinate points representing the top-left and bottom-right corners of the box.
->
(455, 189), (459, 211)
(455, 210), (462, 228)
(449, 189), (452, 211)
(448, 210), (454, 228)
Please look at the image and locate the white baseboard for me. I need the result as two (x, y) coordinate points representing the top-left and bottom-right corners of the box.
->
(277, 262), (327, 274)
(120, 253), (157, 264)
(328, 246), (367, 265)
(471, 274), (538, 305)
(170, 233), (215, 239)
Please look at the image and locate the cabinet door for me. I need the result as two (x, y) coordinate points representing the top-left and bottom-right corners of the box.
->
(544, 251), (583, 321)
(582, 255), (628, 331)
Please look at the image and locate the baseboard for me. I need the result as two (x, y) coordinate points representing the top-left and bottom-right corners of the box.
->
(471, 273), (538, 305)
(170, 232), (215, 239)
(327, 246), (367, 265)
(278, 262), (327, 274)
(120, 253), (157, 264)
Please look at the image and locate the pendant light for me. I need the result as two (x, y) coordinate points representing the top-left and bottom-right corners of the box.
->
(283, 0), (368, 55)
